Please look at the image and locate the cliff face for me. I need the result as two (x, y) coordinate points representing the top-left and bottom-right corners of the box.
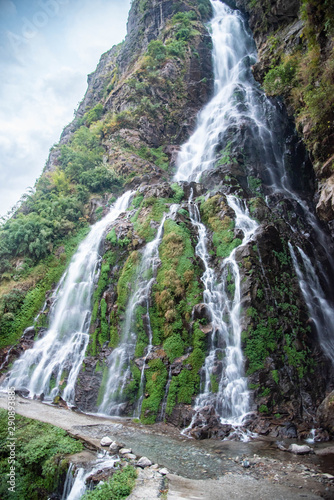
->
(233, 0), (334, 231)
(0, 0), (334, 440)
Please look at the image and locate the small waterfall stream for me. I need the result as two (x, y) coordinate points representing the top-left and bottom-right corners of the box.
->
(289, 243), (334, 363)
(99, 205), (178, 416)
(184, 191), (258, 428)
(2, 191), (133, 401)
(62, 453), (119, 500)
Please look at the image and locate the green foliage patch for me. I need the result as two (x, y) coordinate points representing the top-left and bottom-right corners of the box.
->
(81, 465), (137, 500)
(0, 409), (83, 500)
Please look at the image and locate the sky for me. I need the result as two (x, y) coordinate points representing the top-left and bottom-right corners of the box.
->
(0, 0), (131, 217)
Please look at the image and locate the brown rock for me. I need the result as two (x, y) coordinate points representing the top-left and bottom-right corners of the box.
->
(316, 175), (334, 222)
(316, 391), (334, 434)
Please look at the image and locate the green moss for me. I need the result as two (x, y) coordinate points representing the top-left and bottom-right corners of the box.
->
(134, 305), (149, 357)
(117, 251), (140, 311)
(152, 219), (201, 343)
(124, 363), (141, 404)
(140, 359), (168, 424)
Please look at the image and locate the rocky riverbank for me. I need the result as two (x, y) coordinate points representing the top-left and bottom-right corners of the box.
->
(1, 393), (333, 499)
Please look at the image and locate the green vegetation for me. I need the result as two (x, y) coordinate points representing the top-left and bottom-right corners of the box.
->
(151, 218), (201, 343)
(262, 0), (334, 162)
(0, 409), (83, 500)
(242, 243), (315, 381)
(81, 465), (137, 500)
(200, 195), (241, 258)
(140, 359), (168, 424)
(0, 228), (89, 349)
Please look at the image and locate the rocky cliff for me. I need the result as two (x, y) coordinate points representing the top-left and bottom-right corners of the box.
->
(0, 0), (334, 441)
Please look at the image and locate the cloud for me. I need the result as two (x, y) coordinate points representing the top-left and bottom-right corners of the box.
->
(0, 0), (131, 216)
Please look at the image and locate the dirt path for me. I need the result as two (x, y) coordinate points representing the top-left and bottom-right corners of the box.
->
(1, 393), (333, 499)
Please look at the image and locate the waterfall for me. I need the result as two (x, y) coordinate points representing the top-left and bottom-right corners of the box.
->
(99, 205), (178, 416)
(2, 191), (134, 402)
(159, 366), (172, 422)
(174, 0), (257, 182)
(172, 0), (261, 427)
(172, 0), (334, 426)
(186, 191), (257, 424)
(62, 453), (119, 500)
(289, 243), (334, 363)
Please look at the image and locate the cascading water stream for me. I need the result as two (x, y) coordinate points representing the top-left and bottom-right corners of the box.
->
(99, 205), (178, 416)
(289, 243), (334, 363)
(174, 1), (257, 183)
(62, 453), (119, 500)
(185, 190), (258, 427)
(2, 191), (134, 402)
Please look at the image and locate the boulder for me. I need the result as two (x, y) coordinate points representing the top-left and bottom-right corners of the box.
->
(288, 444), (313, 455)
(159, 468), (169, 475)
(100, 436), (113, 447)
(109, 441), (121, 453)
(137, 456), (152, 468)
(119, 448), (132, 455)
(316, 391), (334, 434)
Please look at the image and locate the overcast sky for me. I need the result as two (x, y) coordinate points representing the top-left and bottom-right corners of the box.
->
(0, 0), (131, 217)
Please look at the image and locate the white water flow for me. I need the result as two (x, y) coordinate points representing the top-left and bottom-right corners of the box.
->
(99, 205), (178, 416)
(289, 243), (334, 363)
(62, 453), (119, 500)
(187, 191), (258, 424)
(174, 0), (257, 182)
(159, 366), (172, 421)
(2, 191), (133, 401)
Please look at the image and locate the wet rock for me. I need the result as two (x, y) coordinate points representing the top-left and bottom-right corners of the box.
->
(171, 354), (190, 376)
(192, 303), (212, 322)
(15, 389), (29, 398)
(100, 436), (113, 447)
(288, 444), (313, 455)
(124, 453), (137, 460)
(281, 422), (298, 439)
(119, 448), (132, 455)
(137, 457), (152, 468)
(87, 468), (116, 484)
(109, 441), (121, 453)
(165, 403), (194, 428)
(53, 396), (68, 409)
(188, 406), (231, 440)
(315, 445), (334, 456)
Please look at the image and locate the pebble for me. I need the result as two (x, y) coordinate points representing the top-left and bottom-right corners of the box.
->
(124, 453), (137, 460)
